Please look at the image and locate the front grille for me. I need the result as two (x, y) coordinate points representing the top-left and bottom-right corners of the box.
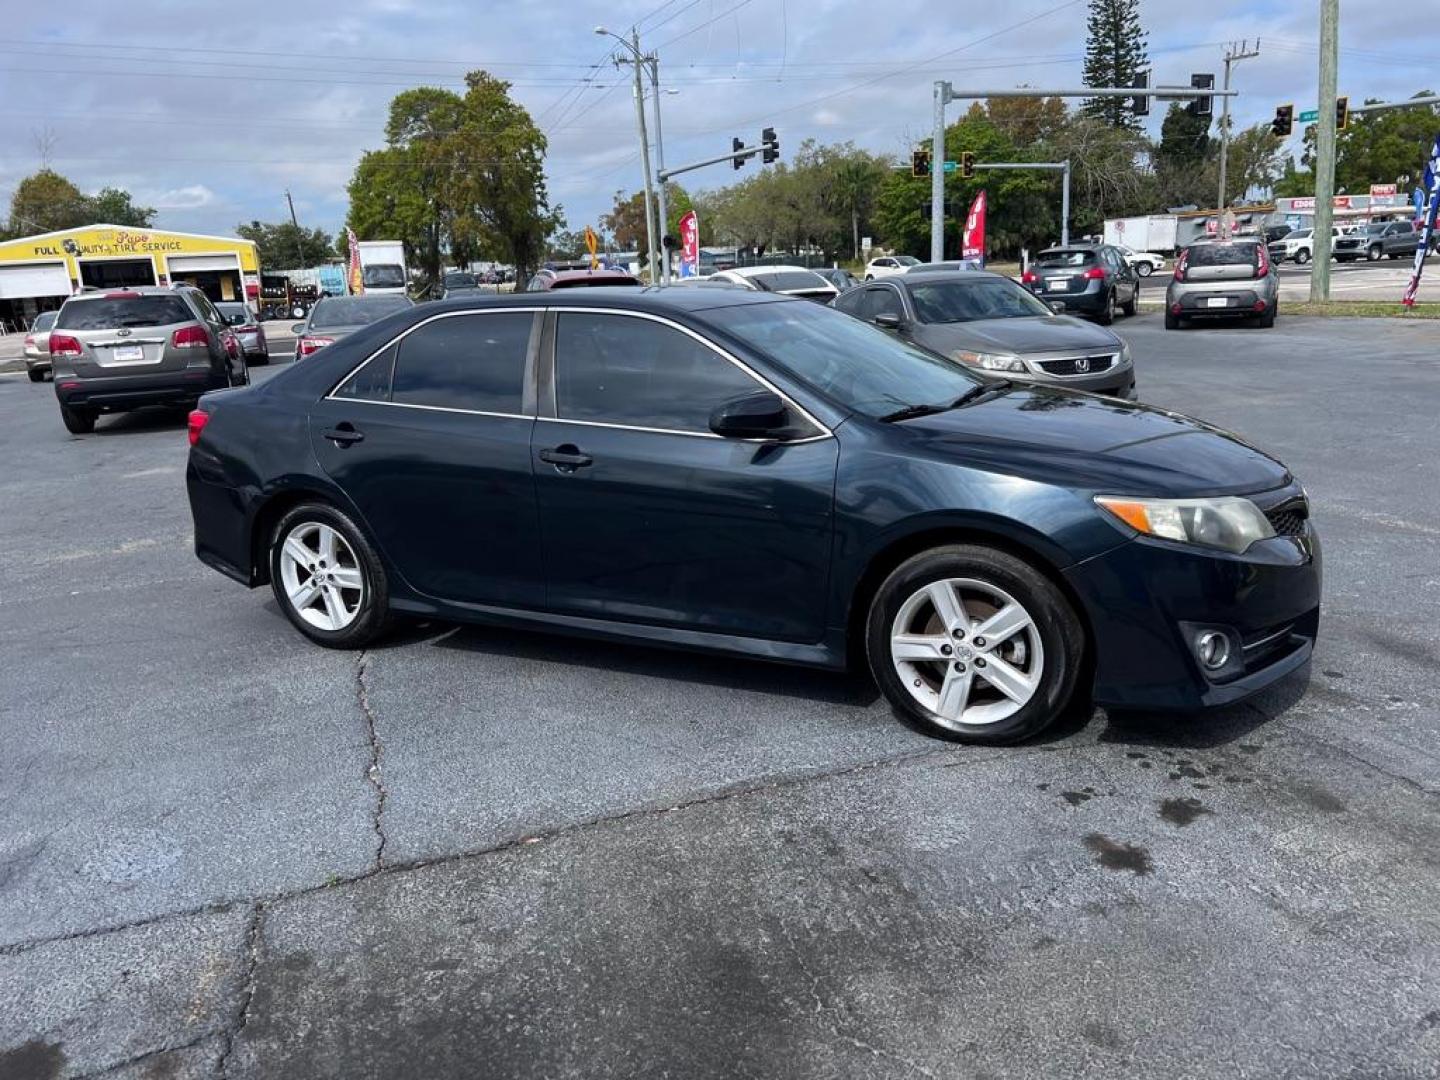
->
(1264, 499), (1309, 537)
(1036, 354), (1115, 376)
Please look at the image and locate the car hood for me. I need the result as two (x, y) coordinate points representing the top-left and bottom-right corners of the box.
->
(914, 316), (1120, 356)
(893, 386), (1290, 497)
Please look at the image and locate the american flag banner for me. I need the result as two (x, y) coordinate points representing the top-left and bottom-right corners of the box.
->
(1401, 132), (1440, 307)
(347, 228), (365, 295)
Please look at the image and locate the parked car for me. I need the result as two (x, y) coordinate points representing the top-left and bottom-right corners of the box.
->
(1267, 226), (1343, 265)
(1021, 245), (1139, 325)
(215, 302), (268, 365)
(864, 255), (921, 280)
(1333, 220), (1431, 262)
(906, 260), (979, 274)
(1114, 245), (1166, 277)
(525, 268), (641, 292)
(1165, 239), (1278, 329)
(291, 295), (414, 361)
(835, 270), (1134, 399)
(187, 289), (1319, 744)
(709, 265), (838, 301)
(814, 267), (858, 292)
(437, 271), (484, 300)
(50, 286), (246, 434)
(23, 310), (58, 382)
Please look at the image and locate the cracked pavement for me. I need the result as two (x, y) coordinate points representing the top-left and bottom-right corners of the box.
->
(1, 315), (1438, 1078)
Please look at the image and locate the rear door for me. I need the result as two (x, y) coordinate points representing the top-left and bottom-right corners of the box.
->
(309, 309), (546, 607)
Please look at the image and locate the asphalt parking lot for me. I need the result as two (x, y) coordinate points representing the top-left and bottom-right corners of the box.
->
(2, 313), (1439, 1079)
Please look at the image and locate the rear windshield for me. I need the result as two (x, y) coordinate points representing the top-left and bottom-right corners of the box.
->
(1186, 243), (1259, 266)
(1034, 250), (1097, 268)
(549, 276), (640, 289)
(57, 295), (193, 330)
(748, 271), (832, 292)
(443, 272), (478, 288)
(362, 264), (406, 288)
(215, 303), (251, 324)
(310, 296), (412, 328)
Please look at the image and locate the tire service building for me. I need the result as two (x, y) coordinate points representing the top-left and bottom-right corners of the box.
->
(0, 225), (260, 329)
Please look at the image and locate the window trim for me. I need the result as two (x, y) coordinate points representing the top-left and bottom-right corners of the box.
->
(539, 306), (833, 444)
(326, 307), (543, 419)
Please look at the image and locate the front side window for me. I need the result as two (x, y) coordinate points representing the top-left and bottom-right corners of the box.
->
(390, 313), (531, 413)
(555, 312), (759, 433)
(869, 287), (904, 320)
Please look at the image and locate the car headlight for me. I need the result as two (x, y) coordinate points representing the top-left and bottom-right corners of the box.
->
(953, 350), (1027, 373)
(1118, 341), (1132, 365)
(1094, 495), (1275, 554)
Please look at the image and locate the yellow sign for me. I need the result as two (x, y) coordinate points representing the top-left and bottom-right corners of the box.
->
(0, 226), (260, 276)
(584, 225), (599, 269)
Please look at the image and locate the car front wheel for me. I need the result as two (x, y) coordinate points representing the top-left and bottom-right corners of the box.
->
(1135, 261), (1153, 277)
(1294, 249), (1311, 264)
(270, 502), (391, 648)
(865, 545), (1085, 744)
(1367, 245), (1383, 262)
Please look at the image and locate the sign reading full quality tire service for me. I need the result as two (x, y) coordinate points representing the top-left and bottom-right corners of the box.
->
(1402, 133), (1440, 308)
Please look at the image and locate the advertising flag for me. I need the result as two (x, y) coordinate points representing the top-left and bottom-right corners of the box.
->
(346, 227), (364, 295)
(961, 190), (987, 267)
(1401, 132), (1440, 308)
(584, 225), (599, 270)
(678, 211), (700, 278)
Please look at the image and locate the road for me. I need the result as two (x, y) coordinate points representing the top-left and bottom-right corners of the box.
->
(2, 315), (1438, 1079)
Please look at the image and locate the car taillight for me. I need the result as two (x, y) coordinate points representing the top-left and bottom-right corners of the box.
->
(49, 333), (82, 357)
(1021, 270), (1038, 284)
(1173, 250), (1190, 281)
(298, 336), (334, 356)
(187, 409), (210, 447)
(1254, 244), (1270, 277)
(172, 325), (210, 349)
(1083, 266), (1107, 280)
(23, 334), (35, 347)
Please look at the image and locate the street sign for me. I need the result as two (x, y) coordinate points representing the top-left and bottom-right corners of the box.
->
(942, 160), (957, 173)
(1298, 109), (1319, 123)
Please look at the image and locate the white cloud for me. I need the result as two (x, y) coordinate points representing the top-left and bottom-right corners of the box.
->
(140, 185), (217, 210)
(813, 109), (842, 127)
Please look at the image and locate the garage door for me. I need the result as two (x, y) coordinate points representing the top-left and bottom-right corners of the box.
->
(0, 262), (71, 300)
(168, 255), (240, 273)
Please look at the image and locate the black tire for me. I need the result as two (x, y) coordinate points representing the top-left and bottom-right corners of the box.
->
(60, 404), (95, 434)
(865, 544), (1085, 744)
(1095, 290), (1115, 325)
(27, 367), (45, 383)
(251, 352), (269, 366)
(1258, 303), (1276, 329)
(1164, 311), (1181, 330)
(1135, 262), (1153, 277)
(1121, 290), (1138, 317)
(1367, 245), (1382, 262)
(269, 502), (391, 649)
(1294, 249), (1311, 265)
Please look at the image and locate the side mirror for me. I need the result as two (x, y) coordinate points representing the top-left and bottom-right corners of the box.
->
(709, 390), (789, 440)
(290, 322), (306, 334)
(1048, 301), (1066, 315)
(873, 312), (905, 330)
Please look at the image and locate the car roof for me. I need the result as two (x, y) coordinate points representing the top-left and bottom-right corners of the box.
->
(722, 264), (825, 279)
(66, 285), (195, 301)
(422, 286), (796, 315)
(890, 269), (1011, 286)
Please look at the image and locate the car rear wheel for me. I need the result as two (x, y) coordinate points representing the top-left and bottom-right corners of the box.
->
(59, 404), (95, 434)
(1096, 290), (1115, 325)
(865, 545), (1084, 744)
(270, 503), (390, 648)
(1164, 310), (1182, 330)
(1257, 303), (1277, 329)
(27, 367), (45, 383)
(1121, 291), (1138, 317)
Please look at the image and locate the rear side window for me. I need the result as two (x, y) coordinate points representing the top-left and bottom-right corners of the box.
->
(390, 312), (531, 414)
(334, 344), (398, 402)
(1186, 244), (1258, 267)
(555, 312), (759, 433)
(57, 295), (193, 330)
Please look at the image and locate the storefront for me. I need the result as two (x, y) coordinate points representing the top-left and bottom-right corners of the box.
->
(0, 225), (260, 333)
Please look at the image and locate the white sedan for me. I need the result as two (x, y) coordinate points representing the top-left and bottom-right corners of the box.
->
(864, 255), (921, 280)
(1115, 246), (1166, 277)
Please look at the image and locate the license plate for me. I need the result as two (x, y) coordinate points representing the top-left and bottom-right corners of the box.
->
(1205, 297), (1229, 309)
(113, 344), (146, 362)
(1045, 279), (1066, 291)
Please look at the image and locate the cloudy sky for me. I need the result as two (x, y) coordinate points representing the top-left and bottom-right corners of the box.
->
(1, 0), (1435, 243)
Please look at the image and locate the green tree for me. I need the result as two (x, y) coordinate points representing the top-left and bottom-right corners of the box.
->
(1081, 0), (1149, 129)
(236, 220), (335, 270)
(1153, 102), (1213, 207)
(8, 169), (87, 233)
(86, 187), (155, 227)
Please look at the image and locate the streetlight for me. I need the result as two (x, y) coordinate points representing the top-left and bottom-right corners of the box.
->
(595, 25), (662, 281)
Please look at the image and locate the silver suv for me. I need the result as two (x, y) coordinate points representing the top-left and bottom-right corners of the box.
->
(50, 286), (246, 434)
(1165, 239), (1279, 330)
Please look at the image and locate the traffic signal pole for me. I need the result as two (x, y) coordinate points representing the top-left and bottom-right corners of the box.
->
(1217, 42), (1261, 236)
(1311, 0), (1339, 302)
(931, 82), (1237, 262)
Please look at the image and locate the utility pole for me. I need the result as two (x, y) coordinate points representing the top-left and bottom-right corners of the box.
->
(1311, 0), (1339, 302)
(931, 82), (949, 263)
(647, 60), (671, 284)
(629, 29), (659, 281)
(1216, 41), (1261, 236)
(284, 189), (305, 269)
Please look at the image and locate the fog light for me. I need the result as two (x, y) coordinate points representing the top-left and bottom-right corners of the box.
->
(1195, 630), (1231, 670)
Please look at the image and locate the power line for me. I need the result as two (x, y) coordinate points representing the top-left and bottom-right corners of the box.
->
(657, 0), (758, 50)
(643, 0), (710, 35)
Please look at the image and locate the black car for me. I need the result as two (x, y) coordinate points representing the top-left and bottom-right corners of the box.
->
(188, 290), (1320, 744)
(1021, 245), (1139, 325)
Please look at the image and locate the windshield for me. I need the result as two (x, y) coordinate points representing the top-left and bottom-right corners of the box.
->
(909, 279), (1052, 323)
(1289, 229), (1312, 240)
(1364, 223), (1388, 234)
(57, 295), (193, 330)
(362, 264), (406, 288)
(310, 296), (412, 328)
(712, 299), (982, 419)
(443, 272), (477, 288)
(894, 256), (921, 266)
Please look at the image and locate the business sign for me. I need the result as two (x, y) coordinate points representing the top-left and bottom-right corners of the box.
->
(678, 210), (700, 278)
(1288, 196), (1352, 212)
(961, 191), (986, 267)
(1402, 132), (1440, 307)
(1370, 183), (1398, 197)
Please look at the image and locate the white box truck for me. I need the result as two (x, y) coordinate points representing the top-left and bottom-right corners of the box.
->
(1103, 215), (1179, 254)
(355, 241), (408, 296)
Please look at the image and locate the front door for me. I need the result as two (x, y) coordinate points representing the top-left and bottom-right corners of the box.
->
(532, 309), (838, 643)
(310, 309), (545, 607)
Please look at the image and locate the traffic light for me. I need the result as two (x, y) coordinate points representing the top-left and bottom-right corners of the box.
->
(911, 149), (931, 178)
(1271, 103), (1294, 138)
(761, 127), (778, 164)
(1130, 70), (1150, 117)
(961, 151), (975, 179)
(1188, 72), (1215, 118)
(1336, 96), (1349, 131)
(732, 137), (745, 170)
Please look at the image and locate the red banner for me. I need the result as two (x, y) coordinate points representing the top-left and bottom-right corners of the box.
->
(962, 191), (986, 266)
(679, 210), (699, 278)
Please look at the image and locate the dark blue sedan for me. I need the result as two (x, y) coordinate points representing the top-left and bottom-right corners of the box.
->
(186, 288), (1320, 743)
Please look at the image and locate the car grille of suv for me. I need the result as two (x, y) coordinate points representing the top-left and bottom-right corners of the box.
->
(1035, 354), (1115, 376)
(1264, 501), (1308, 537)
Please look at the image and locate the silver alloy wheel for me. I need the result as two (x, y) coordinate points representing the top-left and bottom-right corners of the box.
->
(1136, 261), (1153, 277)
(889, 577), (1044, 730)
(278, 521), (364, 631)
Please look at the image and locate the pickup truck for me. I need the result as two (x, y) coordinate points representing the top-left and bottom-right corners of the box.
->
(1332, 220), (1433, 262)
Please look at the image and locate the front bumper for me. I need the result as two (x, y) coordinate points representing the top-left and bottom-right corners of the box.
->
(1014, 363), (1135, 399)
(55, 369), (229, 411)
(1064, 514), (1321, 711)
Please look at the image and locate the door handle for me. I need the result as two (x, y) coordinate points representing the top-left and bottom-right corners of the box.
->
(539, 445), (593, 471)
(323, 423), (364, 447)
